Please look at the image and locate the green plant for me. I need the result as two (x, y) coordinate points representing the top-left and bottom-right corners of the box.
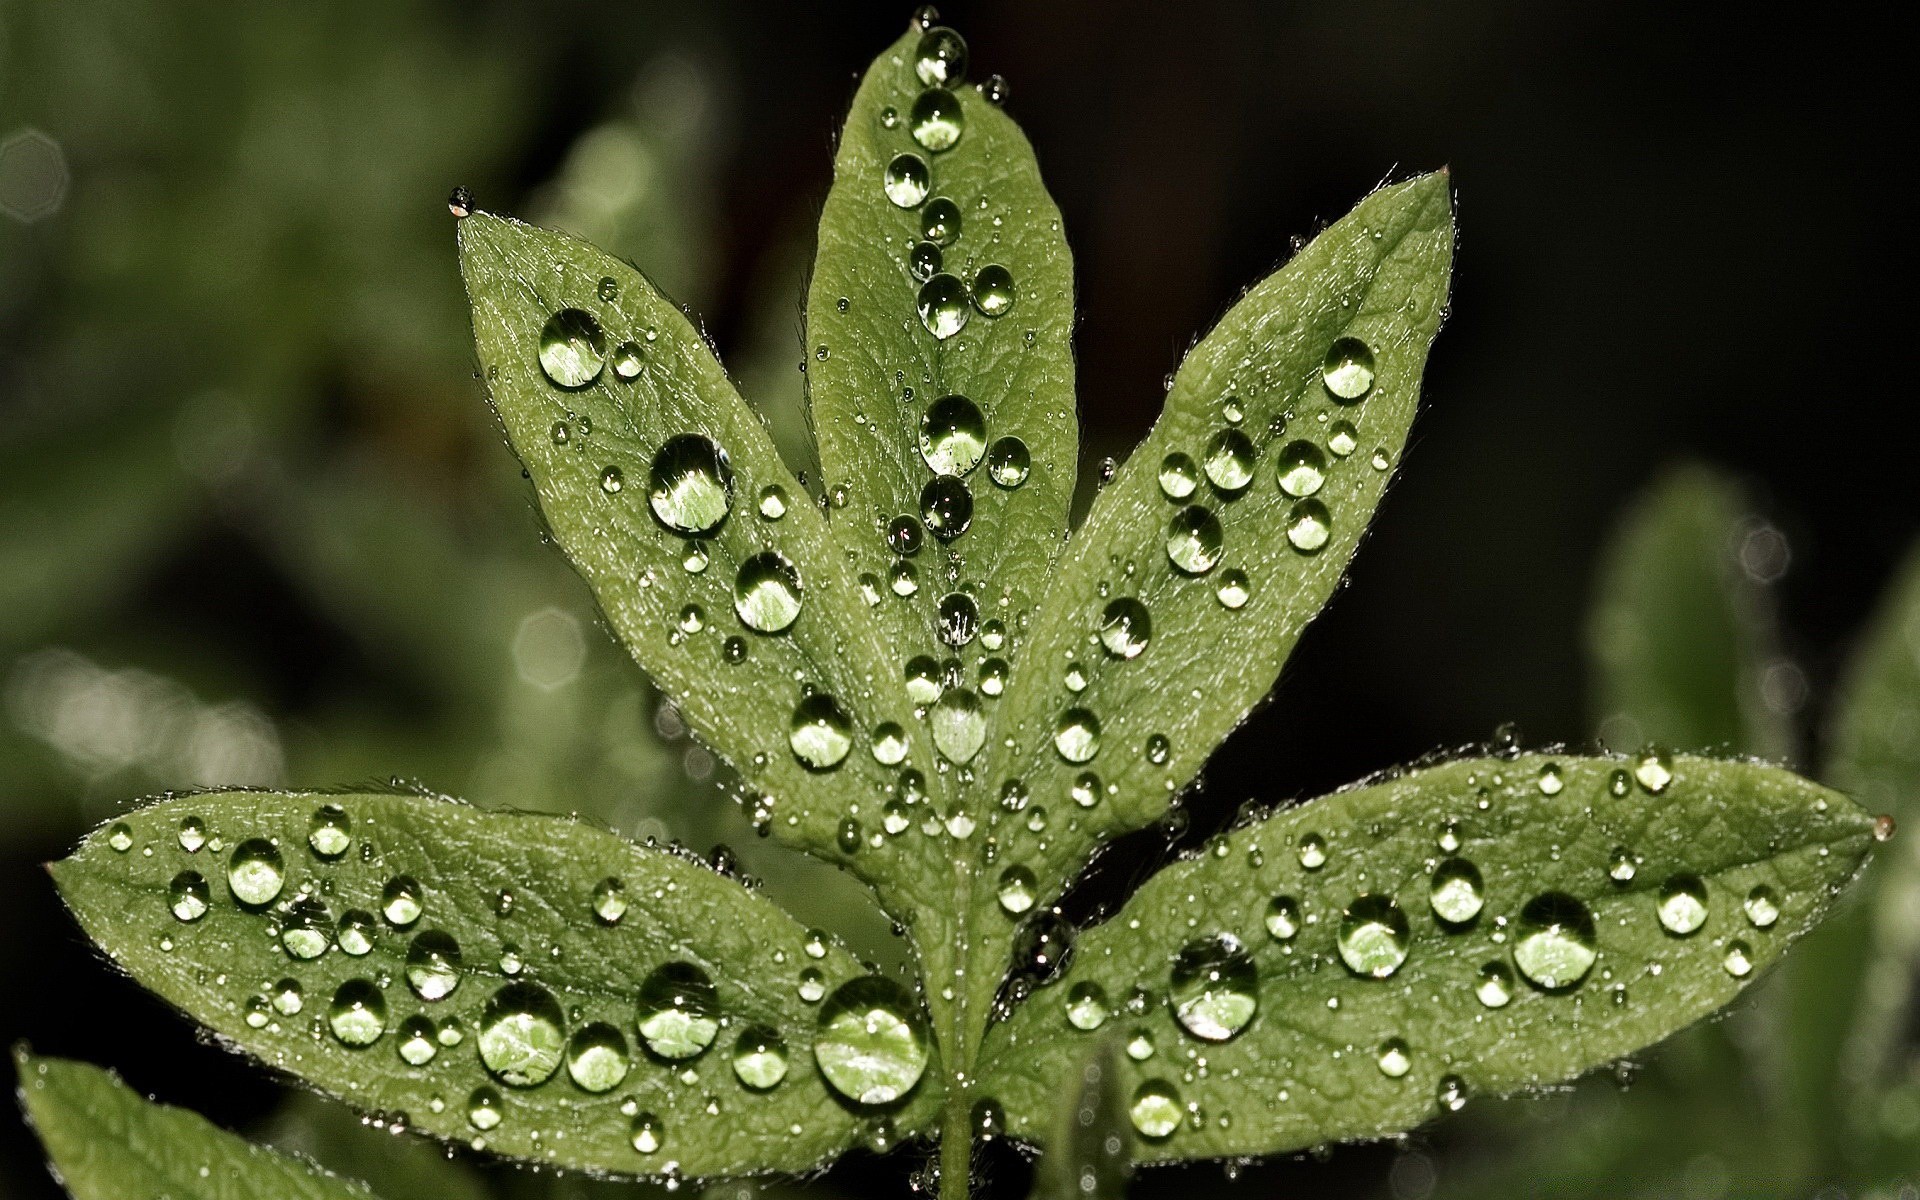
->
(20, 17), (1893, 1200)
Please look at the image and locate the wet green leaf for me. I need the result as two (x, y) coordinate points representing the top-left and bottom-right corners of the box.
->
(260, 1092), (490, 1200)
(974, 172), (1453, 930)
(16, 1050), (380, 1200)
(1587, 463), (1791, 760)
(978, 754), (1874, 1162)
(1030, 1037), (1130, 1200)
(805, 27), (1077, 680)
(51, 790), (940, 1179)
(458, 210), (939, 902)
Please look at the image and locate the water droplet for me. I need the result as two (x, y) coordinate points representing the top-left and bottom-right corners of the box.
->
(612, 340), (643, 379)
(1275, 440), (1327, 498)
(1475, 961), (1514, 1008)
(732, 1025), (790, 1090)
(913, 26), (968, 86)
(887, 515), (925, 557)
(972, 265), (1015, 317)
(539, 309), (607, 389)
(919, 394), (986, 475)
(1070, 772), (1102, 808)
(910, 87), (964, 152)
(884, 153), (931, 208)
(735, 551), (804, 633)
(271, 978), (304, 1016)
(479, 982), (566, 1086)
(107, 822), (134, 852)
(448, 186), (474, 218)
(1066, 982), (1109, 1030)
(871, 722), (909, 767)
(1169, 933), (1258, 1041)
(986, 437), (1030, 488)
(328, 980), (388, 1047)
(336, 910), (376, 956)
(398, 1016), (439, 1066)
(226, 839), (285, 907)
(1609, 769), (1632, 797)
(1436, 1074), (1468, 1112)
(758, 484), (789, 520)
(1166, 505), (1224, 574)
(1656, 875), (1708, 936)
(167, 871), (210, 922)
(178, 817), (206, 852)
(1634, 750), (1674, 794)
(1377, 1037), (1412, 1078)
(997, 866), (1037, 915)
(917, 273), (969, 338)
(1264, 896), (1302, 941)
(790, 694), (854, 771)
(1145, 734), (1171, 765)
(591, 877), (629, 925)
(1428, 858), (1485, 925)
(1099, 597), (1152, 659)
(1874, 813), (1897, 842)
(921, 475), (973, 539)
(938, 592), (980, 648)
(1723, 940), (1755, 978)
(910, 240), (943, 281)
(638, 962), (720, 1060)
(1338, 895), (1411, 978)
(1321, 336), (1375, 402)
(565, 1023), (631, 1093)
(1054, 708), (1101, 763)
(1129, 1080), (1182, 1139)
(921, 197), (961, 245)
(308, 806), (351, 859)
(1158, 453), (1199, 500)
(629, 1110), (663, 1154)
(1608, 847), (1638, 882)
(1744, 886), (1780, 928)
(932, 689), (987, 764)
(1297, 834), (1327, 870)
(1202, 430), (1256, 492)
(905, 656), (943, 705)
(1512, 892), (1599, 989)
(380, 876), (424, 927)
(1328, 421), (1359, 457)
(814, 976), (929, 1106)
(1215, 569), (1251, 609)
(1286, 500), (1332, 554)
(405, 930), (462, 1000)
(599, 465), (624, 495)
(643, 435), (734, 536)
(468, 1087), (503, 1131)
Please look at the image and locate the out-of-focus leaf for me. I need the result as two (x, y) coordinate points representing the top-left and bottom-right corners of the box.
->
(1030, 1037), (1130, 1200)
(261, 1092), (488, 1200)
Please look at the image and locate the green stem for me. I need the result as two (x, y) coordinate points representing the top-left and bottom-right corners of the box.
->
(940, 1091), (973, 1200)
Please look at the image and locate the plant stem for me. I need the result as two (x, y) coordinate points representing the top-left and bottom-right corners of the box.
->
(940, 1091), (972, 1200)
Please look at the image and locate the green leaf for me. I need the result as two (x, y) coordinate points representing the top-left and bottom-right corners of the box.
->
(973, 173), (1453, 928)
(1029, 1037), (1130, 1200)
(1782, 541), (1920, 1149)
(51, 790), (940, 1179)
(1587, 463), (1791, 760)
(458, 210), (940, 902)
(804, 26), (1078, 671)
(261, 1092), (490, 1200)
(977, 753), (1874, 1162)
(15, 1049), (380, 1200)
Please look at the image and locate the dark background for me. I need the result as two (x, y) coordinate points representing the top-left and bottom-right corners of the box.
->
(2, 2), (1912, 1198)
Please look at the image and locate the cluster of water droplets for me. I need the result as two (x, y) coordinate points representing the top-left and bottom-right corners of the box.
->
(123, 805), (937, 1161)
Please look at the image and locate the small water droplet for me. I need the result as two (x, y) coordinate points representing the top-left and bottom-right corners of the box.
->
(1436, 1074), (1468, 1112)
(1328, 421), (1359, 457)
(638, 962), (720, 1060)
(1377, 1037), (1412, 1078)
(336, 909), (376, 956)
(1129, 1080), (1182, 1139)
(914, 26), (968, 86)
(735, 551), (804, 633)
(308, 806), (351, 859)
(884, 153), (931, 208)
(937, 590), (980, 646)
(1169, 933), (1258, 1041)
(646, 435), (734, 536)
(972, 265), (1015, 317)
(790, 694), (854, 771)
(178, 816), (206, 853)
(1166, 505), (1224, 574)
(1608, 847), (1638, 882)
(987, 437), (1030, 488)
(398, 1015), (439, 1066)
(1474, 961), (1514, 1008)
(1215, 569), (1251, 609)
(1634, 749), (1674, 794)
(1158, 453), (1199, 500)
(107, 822), (134, 852)
(1066, 982), (1109, 1030)
(1202, 430), (1256, 492)
(1743, 885), (1780, 928)
(997, 866), (1037, 915)
(167, 871), (210, 922)
(731, 1025), (789, 1090)
(380, 876), (424, 927)
(592, 877), (629, 925)
(1265, 896), (1301, 941)
(921, 197), (962, 245)
(919, 394), (986, 475)
(599, 465), (625, 494)
(917, 273), (969, 339)
(1337, 894), (1411, 978)
(1285, 500), (1332, 554)
(814, 976), (929, 1106)
(566, 1023), (632, 1093)
(629, 1110), (663, 1153)
(328, 980), (388, 1047)
(758, 485), (789, 520)
(1053, 708), (1102, 764)
(406, 930), (462, 1000)
(1723, 940), (1755, 978)
(1512, 892), (1598, 989)
(1321, 336), (1375, 402)
(226, 839), (285, 907)
(1656, 875), (1708, 936)
(478, 982), (566, 1086)
(1297, 834), (1327, 870)
(921, 475), (974, 539)
(1428, 858), (1485, 925)
(612, 341), (643, 379)
(910, 87), (964, 152)
(1276, 440), (1327, 498)
(1099, 597), (1152, 659)
(539, 309), (607, 389)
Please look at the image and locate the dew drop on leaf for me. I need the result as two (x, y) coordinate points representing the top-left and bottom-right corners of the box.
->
(883, 153), (931, 208)
(731, 1025), (790, 1090)
(872, 722), (909, 766)
(1328, 421), (1359, 458)
(1436, 1074), (1469, 1113)
(308, 805), (351, 859)
(1129, 1080), (1182, 1139)
(1723, 940), (1755, 978)
(938, 591), (980, 647)
(919, 394), (986, 475)
(1066, 981), (1110, 1030)
(178, 816), (207, 853)
(758, 484), (789, 520)
(1337, 894), (1411, 979)
(167, 870), (209, 922)
(790, 694), (855, 771)
(646, 434), (734, 536)
(1265, 896), (1302, 941)
(1608, 846), (1638, 882)
(814, 976), (930, 1106)
(538, 309), (607, 389)
(917, 273), (970, 339)
(468, 1087), (503, 1132)
(971, 265), (1016, 317)
(997, 866), (1037, 915)
(1656, 875), (1708, 935)
(1512, 892), (1599, 989)
(1297, 834), (1327, 870)
(1099, 598), (1152, 659)
(1053, 708), (1102, 764)
(629, 1110), (663, 1153)
(1158, 453), (1199, 500)
(932, 689), (987, 764)
(1744, 885), (1780, 928)
(106, 822), (133, 852)
(380, 876), (424, 927)
(1634, 749), (1674, 794)
(405, 929), (463, 1001)
(735, 551), (804, 633)
(910, 240), (942, 281)
(1428, 858), (1485, 925)
(327, 980), (388, 1048)
(1070, 771), (1102, 808)
(986, 436), (1030, 488)
(1168, 933), (1259, 1041)
(398, 1016), (439, 1066)
(1202, 429), (1256, 492)
(1474, 961), (1514, 1008)
(336, 909), (376, 956)
(612, 340), (643, 379)
(1321, 336), (1375, 402)
(920, 475), (974, 539)
(479, 982), (567, 1086)
(909, 87), (964, 152)
(282, 898), (331, 959)
(1286, 500), (1332, 554)
(913, 26), (968, 86)
(637, 962), (720, 1060)
(1166, 505), (1224, 574)
(1275, 440), (1327, 498)
(1216, 569), (1251, 609)
(1377, 1037), (1412, 1078)
(921, 196), (961, 245)
(565, 1023), (632, 1093)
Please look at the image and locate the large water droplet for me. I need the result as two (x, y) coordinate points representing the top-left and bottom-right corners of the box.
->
(910, 88), (963, 152)
(1099, 598), (1152, 659)
(921, 476), (974, 540)
(1428, 858), (1485, 925)
(1744, 885), (1780, 929)
(637, 962), (720, 1060)
(1066, 982), (1109, 1030)
(1053, 708), (1102, 763)
(1129, 1080), (1182, 1139)
(1634, 750), (1674, 794)
(814, 976), (929, 1106)
(1286, 500), (1332, 554)
(380, 876), (423, 927)
(406, 930), (462, 1001)
(647, 434), (734, 536)
(919, 394), (986, 475)
(986, 436), (1030, 488)
(1475, 961), (1514, 1008)
(1169, 933), (1259, 1041)
(1338, 895), (1411, 978)
(732, 1025), (790, 1090)
(914, 26), (968, 86)
(972, 265), (1015, 317)
(921, 197), (961, 245)
(997, 866), (1037, 915)
(1276, 440), (1327, 498)
(1321, 336), (1375, 402)
(479, 982), (566, 1086)
(168, 871), (210, 922)
(735, 551), (804, 633)
(884, 154), (931, 208)
(281, 898), (331, 959)
(226, 839), (285, 907)
(1378, 1037), (1412, 1078)
(328, 980), (388, 1047)
(1202, 430), (1256, 492)
(790, 694), (854, 771)
(1166, 505), (1224, 574)
(629, 1111), (663, 1154)
(1512, 892), (1598, 989)
(917, 273), (969, 339)
(1158, 453), (1199, 500)
(308, 805), (351, 859)
(539, 309), (607, 389)
(566, 1023), (632, 1093)
(1264, 896), (1301, 941)
(1656, 875), (1708, 935)
(931, 688), (987, 764)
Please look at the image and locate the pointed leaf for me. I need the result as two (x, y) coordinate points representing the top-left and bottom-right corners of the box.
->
(977, 754), (1874, 1161)
(16, 1050), (381, 1200)
(973, 173), (1454, 933)
(51, 790), (940, 1179)
(807, 25), (1077, 668)
(1588, 463), (1791, 760)
(1030, 1037), (1131, 1200)
(458, 211), (940, 900)
(262, 1093), (490, 1200)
